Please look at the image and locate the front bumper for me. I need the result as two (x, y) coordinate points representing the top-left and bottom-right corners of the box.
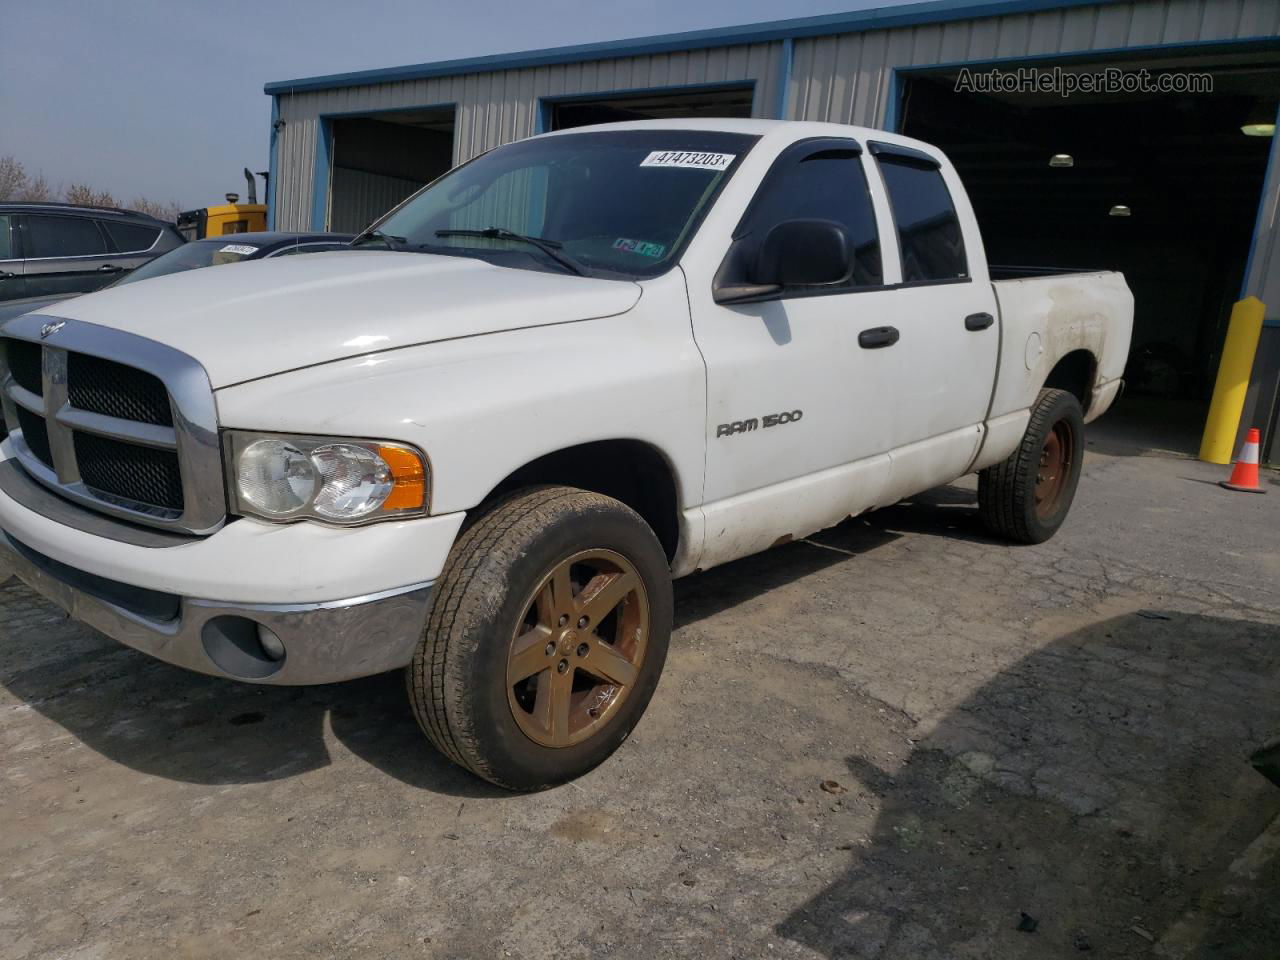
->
(0, 443), (465, 684)
(0, 528), (434, 684)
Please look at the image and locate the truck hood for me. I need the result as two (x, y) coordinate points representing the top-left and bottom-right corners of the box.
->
(36, 251), (642, 388)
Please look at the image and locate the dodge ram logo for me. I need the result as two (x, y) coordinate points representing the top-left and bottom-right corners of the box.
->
(39, 320), (65, 339)
(716, 410), (803, 438)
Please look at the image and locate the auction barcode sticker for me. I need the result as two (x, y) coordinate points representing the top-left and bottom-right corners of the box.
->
(219, 244), (259, 255)
(640, 150), (735, 171)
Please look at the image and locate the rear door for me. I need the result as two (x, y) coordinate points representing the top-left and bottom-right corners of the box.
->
(0, 214), (24, 302)
(19, 214), (117, 297)
(99, 219), (165, 277)
(866, 142), (1000, 497)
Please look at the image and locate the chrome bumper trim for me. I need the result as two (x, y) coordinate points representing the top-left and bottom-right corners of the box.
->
(0, 529), (432, 685)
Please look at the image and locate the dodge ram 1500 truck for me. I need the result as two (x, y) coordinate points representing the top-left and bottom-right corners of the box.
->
(0, 120), (1132, 789)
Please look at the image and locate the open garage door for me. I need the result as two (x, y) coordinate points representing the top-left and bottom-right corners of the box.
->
(899, 52), (1279, 454)
(326, 107), (455, 233)
(548, 85), (754, 131)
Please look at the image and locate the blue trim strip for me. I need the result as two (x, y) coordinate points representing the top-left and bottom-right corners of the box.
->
(311, 117), (331, 231)
(266, 97), (279, 230)
(1241, 101), (1280, 314)
(775, 38), (793, 120)
(883, 69), (902, 132)
(264, 0), (1124, 95)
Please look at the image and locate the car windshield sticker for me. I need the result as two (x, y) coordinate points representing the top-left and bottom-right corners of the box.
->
(218, 244), (258, 256)
(640, 150), (735, 171)
(613, 238), (666, 259)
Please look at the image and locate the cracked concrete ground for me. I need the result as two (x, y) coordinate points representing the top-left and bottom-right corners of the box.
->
(1, 424), (1278, 959)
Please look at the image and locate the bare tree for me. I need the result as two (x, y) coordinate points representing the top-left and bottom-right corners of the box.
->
(129, 196), (182, 222)
(1, 158), (180, 218)
(0, 156), (28, 201)
(20, 174), (53, 202)
(64, 183), (117, 207)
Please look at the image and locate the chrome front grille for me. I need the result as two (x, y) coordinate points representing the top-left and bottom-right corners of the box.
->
(0, 315), (225, 534)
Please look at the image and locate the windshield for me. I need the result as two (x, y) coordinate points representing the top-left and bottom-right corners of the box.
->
(368, 129), (758, 279)
(118, 239), (263, 285)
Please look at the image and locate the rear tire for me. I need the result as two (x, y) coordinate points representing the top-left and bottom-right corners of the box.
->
(978, 388), (1084, 544)
(407, 485), (672, 790)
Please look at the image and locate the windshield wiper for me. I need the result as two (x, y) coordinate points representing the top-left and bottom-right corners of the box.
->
(352, 228), (408, 249)
(434, 227), (583, 276)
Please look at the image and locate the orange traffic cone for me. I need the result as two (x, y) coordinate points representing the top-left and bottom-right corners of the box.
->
(1220, 428), (1267, 494)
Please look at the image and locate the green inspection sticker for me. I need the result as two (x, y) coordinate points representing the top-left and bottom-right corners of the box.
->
(613, 237), (666, 259)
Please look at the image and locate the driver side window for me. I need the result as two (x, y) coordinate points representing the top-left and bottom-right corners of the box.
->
(731, 141), (883, 292)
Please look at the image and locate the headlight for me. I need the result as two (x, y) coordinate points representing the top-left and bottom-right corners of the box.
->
(225, 432), (427, 524)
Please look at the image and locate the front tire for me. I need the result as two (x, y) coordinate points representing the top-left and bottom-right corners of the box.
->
(978, 388), (1084, 544)
(407, 486), (673, 790)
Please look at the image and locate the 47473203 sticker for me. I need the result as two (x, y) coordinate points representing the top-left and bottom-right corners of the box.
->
(640, 150), (735, 171)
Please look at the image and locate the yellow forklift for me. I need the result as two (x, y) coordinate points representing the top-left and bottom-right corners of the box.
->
(177, 169), (268, 240)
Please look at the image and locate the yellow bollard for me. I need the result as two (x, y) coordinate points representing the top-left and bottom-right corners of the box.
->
(1200, 296), (1266, 464)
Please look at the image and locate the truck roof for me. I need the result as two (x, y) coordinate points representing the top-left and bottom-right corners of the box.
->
(532, 117), (943, 159)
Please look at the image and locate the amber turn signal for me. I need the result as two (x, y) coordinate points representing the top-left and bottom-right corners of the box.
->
(379, 444), (427, 510)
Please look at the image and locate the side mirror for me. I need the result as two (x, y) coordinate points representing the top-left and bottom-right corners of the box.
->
(753, 219), (852, 287)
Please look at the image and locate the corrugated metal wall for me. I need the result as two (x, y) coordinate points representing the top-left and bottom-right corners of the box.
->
(790, 0), (1280, 125)
(329, 168), (423, 233)
(272, 43), (781, 229)
(271, 0), (1280, 230)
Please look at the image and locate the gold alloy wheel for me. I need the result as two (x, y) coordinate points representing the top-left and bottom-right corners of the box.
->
(506, 549), (650, 748)
(1035, 419), (1073, 519)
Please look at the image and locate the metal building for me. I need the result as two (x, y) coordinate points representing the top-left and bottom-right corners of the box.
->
(265, 0), (1280, 459)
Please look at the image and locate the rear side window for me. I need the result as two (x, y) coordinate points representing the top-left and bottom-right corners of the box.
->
(103, 221), (161, 253)
(0, 216), (11, 259)
(738, 143), (882, 288)
(875, 155), (967, 283)
(25, 215), (108, 258)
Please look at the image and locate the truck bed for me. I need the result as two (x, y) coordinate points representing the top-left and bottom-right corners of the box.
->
(989, 269), (1134, 426)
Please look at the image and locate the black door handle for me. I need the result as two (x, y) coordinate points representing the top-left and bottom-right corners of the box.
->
(98, 264), (124, 273)
(964, 312), (994, 331)
(858, 326), (899, 349)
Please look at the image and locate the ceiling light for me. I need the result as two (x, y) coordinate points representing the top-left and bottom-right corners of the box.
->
(1242, 122), (1276, 137)
(1049, 154), (1074, 167)
(1109, 205), (1131, 217)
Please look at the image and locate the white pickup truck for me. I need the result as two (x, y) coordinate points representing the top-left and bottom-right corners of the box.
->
(0, 120), (1132, 789)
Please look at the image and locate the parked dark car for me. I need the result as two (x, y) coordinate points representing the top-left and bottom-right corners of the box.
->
(0, 202), (186, 303)
(0, 231), (354, 324)
(0, 230), (353, 441)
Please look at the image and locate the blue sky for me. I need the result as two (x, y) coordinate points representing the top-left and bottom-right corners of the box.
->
(1, 0), (928, 209)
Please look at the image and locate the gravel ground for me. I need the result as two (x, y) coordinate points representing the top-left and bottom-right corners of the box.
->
(1, 429), (1277, 959)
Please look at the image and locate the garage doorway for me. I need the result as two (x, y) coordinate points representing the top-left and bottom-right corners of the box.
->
(324, 106), (455, 233)
(545, 84), (755, 132)
(898, 51), (1280, 454)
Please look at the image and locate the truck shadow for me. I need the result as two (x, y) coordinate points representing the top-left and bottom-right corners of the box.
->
(775, 610), (1280, 958)
(675, 482), (996, 629)
(0, 482), (983, 796)
(0, 621), (502, 795)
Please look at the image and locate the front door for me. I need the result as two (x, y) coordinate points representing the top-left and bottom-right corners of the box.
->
(690, 137), (899, 567)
